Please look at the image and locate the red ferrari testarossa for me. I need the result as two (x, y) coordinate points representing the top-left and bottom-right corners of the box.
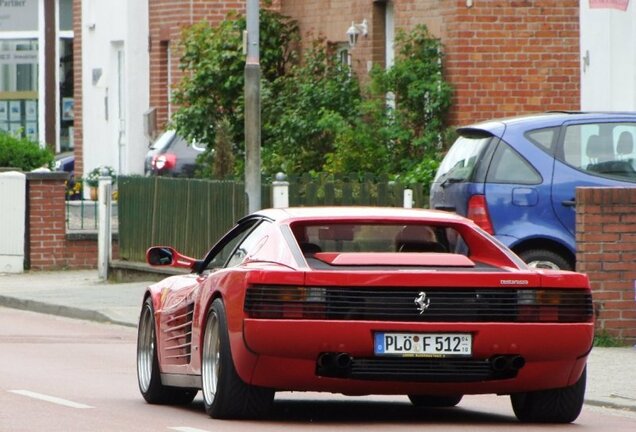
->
(136, 207), (593, 422)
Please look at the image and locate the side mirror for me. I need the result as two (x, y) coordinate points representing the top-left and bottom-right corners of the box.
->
(147, 247), (175, 266)
(146, 246), (199, 270)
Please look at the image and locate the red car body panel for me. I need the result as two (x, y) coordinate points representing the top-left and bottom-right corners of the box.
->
(143, 207), (593, 399)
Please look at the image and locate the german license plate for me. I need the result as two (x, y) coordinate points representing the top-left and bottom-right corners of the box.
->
(374, 332), (472, 357)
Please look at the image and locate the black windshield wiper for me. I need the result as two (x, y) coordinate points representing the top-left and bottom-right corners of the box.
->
(441, 176), (464, 188)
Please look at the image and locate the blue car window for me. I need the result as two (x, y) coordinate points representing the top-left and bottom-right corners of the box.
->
(561, 123), (636, 181)
(486, 142), (541, 184)
(525, 127), (558, 154)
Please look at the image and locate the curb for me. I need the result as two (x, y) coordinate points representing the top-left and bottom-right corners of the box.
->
(0, 295), (136, 328)
(585, 398), (636, 413)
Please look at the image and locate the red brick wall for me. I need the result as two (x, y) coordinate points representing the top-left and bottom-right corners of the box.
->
(441, 0), (580, 125)
(27, 174), (69, 269)
(576, 187), (636, 343)
(26, 173), (118, 270)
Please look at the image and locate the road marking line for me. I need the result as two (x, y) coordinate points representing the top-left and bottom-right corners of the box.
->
(9, 390), (93, 409)
(169, 427), (210, 432)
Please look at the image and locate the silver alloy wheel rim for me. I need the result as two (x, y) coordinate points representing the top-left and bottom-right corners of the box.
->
(527, 260), (560, 270)
(202, 311), (220, 407)
(137, 305), (154, 392)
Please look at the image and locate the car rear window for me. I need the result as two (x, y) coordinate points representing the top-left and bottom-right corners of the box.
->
(290, 223), (468, 256)
(150, 130), (176, 150)
(434, 135), (492, 182)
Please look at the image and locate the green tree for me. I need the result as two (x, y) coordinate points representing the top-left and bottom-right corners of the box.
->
(212, 117), (236, 179)
(367, 25), (454, 185)
(172, 13), (452, 189)
(262, 39), (362, 175)
(171, 6), (299, 177)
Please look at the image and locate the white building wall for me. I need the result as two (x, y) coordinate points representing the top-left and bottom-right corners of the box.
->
(81, 0), (149, 184)
(581, 1), (636, 110)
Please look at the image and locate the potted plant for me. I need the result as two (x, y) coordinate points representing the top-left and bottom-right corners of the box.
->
(85, 165), (116, 200)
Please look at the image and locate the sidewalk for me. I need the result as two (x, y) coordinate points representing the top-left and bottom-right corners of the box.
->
(1, 270), (635, 414)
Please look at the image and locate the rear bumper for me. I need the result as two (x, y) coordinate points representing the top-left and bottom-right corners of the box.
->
(240, 319), (593, 394)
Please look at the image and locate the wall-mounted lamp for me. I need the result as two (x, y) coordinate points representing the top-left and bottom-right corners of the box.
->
(346, 19), (368, 48)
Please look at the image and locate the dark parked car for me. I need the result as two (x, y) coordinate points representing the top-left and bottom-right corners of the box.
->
(54, 152), (74, 173)
(144, 130), (205, 177)
(430, 111), (636, 270)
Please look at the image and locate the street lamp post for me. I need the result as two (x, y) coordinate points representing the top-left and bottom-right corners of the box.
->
(244, 0), (261, 213)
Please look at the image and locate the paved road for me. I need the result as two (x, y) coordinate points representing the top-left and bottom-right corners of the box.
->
(2, 308), (636, 431)
(1, 269), (635, 417)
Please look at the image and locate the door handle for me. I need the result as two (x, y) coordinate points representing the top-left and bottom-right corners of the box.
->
(562, 199), (576, 207)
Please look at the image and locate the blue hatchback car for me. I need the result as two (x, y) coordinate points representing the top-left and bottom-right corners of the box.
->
(430, 112), (636, 270)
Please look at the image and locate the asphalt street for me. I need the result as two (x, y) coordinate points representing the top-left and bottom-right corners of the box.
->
(0, 269), (635, 414)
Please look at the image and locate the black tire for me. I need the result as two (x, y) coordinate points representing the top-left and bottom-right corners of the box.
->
(511, 367), (586, 423)
(518, 249), (573, 271)
(408, 394), (463, 408)
(201, 298), (275, 419)
(137, 297), (198, 405)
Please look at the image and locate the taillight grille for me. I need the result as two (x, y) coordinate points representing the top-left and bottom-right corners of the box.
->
(244, 286), (592, 323)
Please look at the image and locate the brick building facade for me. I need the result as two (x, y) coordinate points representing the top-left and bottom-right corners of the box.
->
(140, 0), (581, 133)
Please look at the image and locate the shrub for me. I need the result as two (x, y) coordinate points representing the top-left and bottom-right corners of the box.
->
(85, 165), (116, 188)
(0, 132), (54, 171)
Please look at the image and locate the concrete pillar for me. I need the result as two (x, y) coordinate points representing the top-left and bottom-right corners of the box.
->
(272, 172), (289, 209)
(0, 171), (26, 272)
(403, 188), (413, 208)
(98, 172), (112, 279)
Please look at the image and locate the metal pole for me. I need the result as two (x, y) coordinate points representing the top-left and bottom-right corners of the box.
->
(245, 0), (261, 213)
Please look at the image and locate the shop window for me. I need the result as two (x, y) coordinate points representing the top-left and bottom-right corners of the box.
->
(60, 38), (74, 151)
(0, 39), (39, 140)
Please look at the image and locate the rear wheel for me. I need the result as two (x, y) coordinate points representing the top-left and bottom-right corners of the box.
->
(518, 249), (573, 271)
(408, 394), (463, 408)
(201, 298), (274, 419)
(511, 367), (586, 423)
(137, 297), (197, 404)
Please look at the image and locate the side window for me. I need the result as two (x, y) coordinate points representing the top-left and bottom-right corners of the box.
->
(525, 127), (558, 154)
(225, 221), (272, 268)
(486, 142), (542, 184)
(204, 219), (260, 270)
(561, 123), (636, 181)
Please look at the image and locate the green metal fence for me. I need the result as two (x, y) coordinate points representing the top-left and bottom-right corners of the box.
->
(118, 177), (248, 261)
(117, 175), (429, 262)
